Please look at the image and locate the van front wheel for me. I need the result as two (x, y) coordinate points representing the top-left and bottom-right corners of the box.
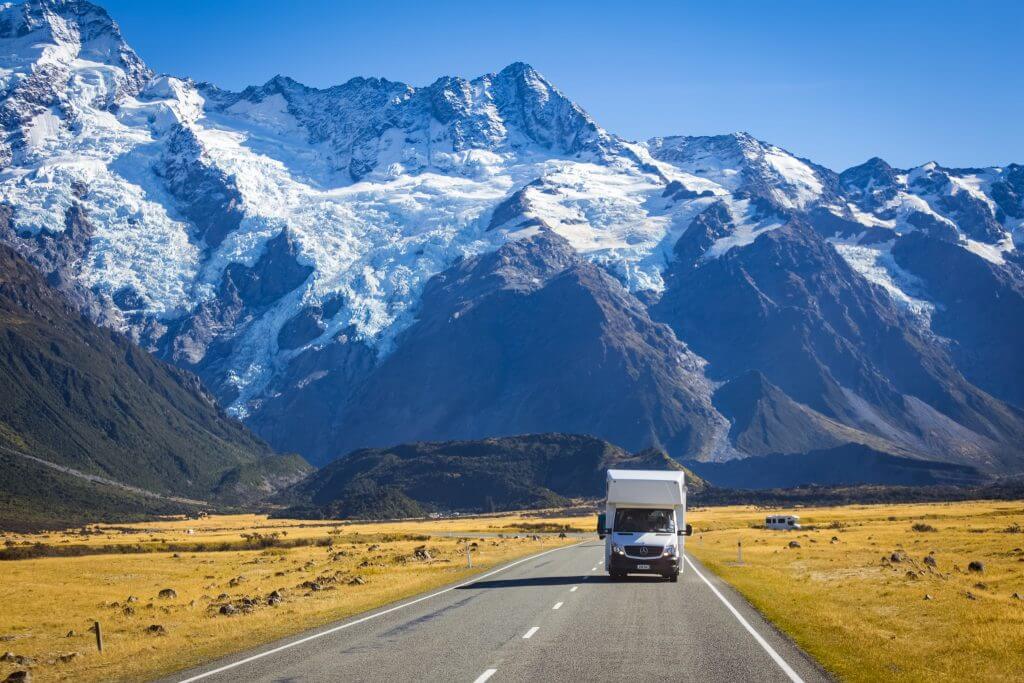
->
(668, 573), (679, 583)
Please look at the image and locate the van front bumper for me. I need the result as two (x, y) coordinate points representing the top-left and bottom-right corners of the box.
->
(609, 554), (679, 575)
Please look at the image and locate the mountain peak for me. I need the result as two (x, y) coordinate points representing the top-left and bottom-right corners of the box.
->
(496, 61), (539, 79)
(0, 0), (150, 95)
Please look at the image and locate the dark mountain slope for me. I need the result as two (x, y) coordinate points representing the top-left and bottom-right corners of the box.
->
(712, 370), (919, 458)
(891, 231), (1024, 409)
(654, 218), (1024, 472)
(0, 243), (310, 519)
(251, 231), (729, 465)
(276, 433), (700, 519)
(685, 443), (985, 490)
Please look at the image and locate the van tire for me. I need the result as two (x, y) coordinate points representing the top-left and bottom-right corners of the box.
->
(668, 573), (679, 583)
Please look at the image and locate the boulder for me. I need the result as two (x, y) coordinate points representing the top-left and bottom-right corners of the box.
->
(158, 588), (177, 599)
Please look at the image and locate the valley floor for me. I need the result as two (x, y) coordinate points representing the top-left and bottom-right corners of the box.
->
(1, 502), (1022, 681)
(0, 513), (582, 682)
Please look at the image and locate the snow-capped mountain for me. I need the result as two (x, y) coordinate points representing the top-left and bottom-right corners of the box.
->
(2, 0), (1023, 475)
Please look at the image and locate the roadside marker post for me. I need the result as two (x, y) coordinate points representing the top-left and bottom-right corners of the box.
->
(466, 540), (472, 568)
(737, 540), (743, 565)
(92, 620), (103, 653)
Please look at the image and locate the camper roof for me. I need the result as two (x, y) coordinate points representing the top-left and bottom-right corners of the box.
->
(606, 469), (685, 506)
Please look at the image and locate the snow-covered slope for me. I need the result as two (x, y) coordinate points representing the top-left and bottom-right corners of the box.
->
(2, 0), (1023, 472)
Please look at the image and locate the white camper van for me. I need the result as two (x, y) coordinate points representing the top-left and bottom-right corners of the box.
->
(765, 515), (801, 530)
(597, 469), (692, 582)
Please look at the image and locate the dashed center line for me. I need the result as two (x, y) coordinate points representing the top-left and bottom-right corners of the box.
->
(473, 668), (497, 683)
(553, 602), (563, 610)
(523, 626), (539, 639)
(570, 586), (578, 592)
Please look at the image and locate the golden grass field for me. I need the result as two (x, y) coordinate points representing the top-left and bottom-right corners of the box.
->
(2, 501), (1023, 682)
(687, 500), (1024, 682)
(0, 513), (585, 682)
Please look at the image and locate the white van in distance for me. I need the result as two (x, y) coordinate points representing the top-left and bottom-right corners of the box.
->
(765, 515), (801, 530)
(597, 469), (693, 582)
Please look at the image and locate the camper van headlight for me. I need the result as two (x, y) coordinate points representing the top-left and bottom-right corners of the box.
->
(611, 543), (625, 555)
(663, 544), (677, 557)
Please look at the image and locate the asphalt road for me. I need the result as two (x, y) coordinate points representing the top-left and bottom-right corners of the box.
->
(167, 541), (830, 683)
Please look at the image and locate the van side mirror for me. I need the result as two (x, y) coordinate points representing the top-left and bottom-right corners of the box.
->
(597, 513), (607, 539)
(679, 523), (693, 537)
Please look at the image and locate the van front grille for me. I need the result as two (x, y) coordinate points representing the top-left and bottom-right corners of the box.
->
(624, 545), (663, 557)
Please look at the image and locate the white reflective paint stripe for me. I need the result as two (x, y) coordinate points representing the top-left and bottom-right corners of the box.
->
(553, 602), (563, 610)
(473, 669), (497, 683)
(570, 586), (578, 592)
(176, 542), (585, 682)
(683, 556), (804, 683)
(523, 626), (539, 639)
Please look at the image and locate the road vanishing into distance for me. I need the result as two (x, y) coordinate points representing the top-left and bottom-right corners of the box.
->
(168, 541), (829, 683)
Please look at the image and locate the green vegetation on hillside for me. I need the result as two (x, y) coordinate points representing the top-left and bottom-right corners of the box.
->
(0, 243), (311, 528)
(277, 433), (704, 519)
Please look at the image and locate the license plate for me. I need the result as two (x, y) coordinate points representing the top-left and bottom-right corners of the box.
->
(636, 563), (650, 570)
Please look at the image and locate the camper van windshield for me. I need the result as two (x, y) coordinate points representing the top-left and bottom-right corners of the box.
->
(614, 508), (675, 533)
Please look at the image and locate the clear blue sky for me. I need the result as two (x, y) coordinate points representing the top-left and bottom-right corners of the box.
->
(102, 0), (1023, 172)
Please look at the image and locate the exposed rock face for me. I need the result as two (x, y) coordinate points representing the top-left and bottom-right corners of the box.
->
(712, 371), (916, 458)
(155, 125), (244, 248)
(224, 230), (314, 309)
(249, 232), (730, 465)
(246, 328), (377, 456)
(160, 229), (314, 401)
(892, 232), (1024, 408)
(654, 220), (1024, 472)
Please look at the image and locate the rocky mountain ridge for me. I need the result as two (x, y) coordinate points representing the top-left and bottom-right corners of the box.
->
(2, 0), (1023, 477)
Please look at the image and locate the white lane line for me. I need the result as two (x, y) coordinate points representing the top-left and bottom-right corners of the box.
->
(552, 602), (563, 610)
(684, 556), (804, 683)
(473, 669), (497, 683)
(177, 542), (585, 682)
(523, 626), (540, 639)
(570, 586), (578, 592)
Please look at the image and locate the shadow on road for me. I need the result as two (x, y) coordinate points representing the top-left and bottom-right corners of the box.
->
(460, 575), (670, 589)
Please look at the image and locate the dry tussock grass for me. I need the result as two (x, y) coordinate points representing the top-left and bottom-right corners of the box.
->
(0, 514), (578, 682)
(687, 500), (1024, 682)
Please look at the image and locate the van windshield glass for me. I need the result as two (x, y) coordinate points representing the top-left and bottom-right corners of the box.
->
(614, 508), (675, 533)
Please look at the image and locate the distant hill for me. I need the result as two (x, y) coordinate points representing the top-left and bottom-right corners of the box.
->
(0, 243), (311, 528)
(684, 443), (986, 490)
(276, 434), (706, 519)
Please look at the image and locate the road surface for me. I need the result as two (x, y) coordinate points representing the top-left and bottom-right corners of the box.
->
(167, 541), (830, 682)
